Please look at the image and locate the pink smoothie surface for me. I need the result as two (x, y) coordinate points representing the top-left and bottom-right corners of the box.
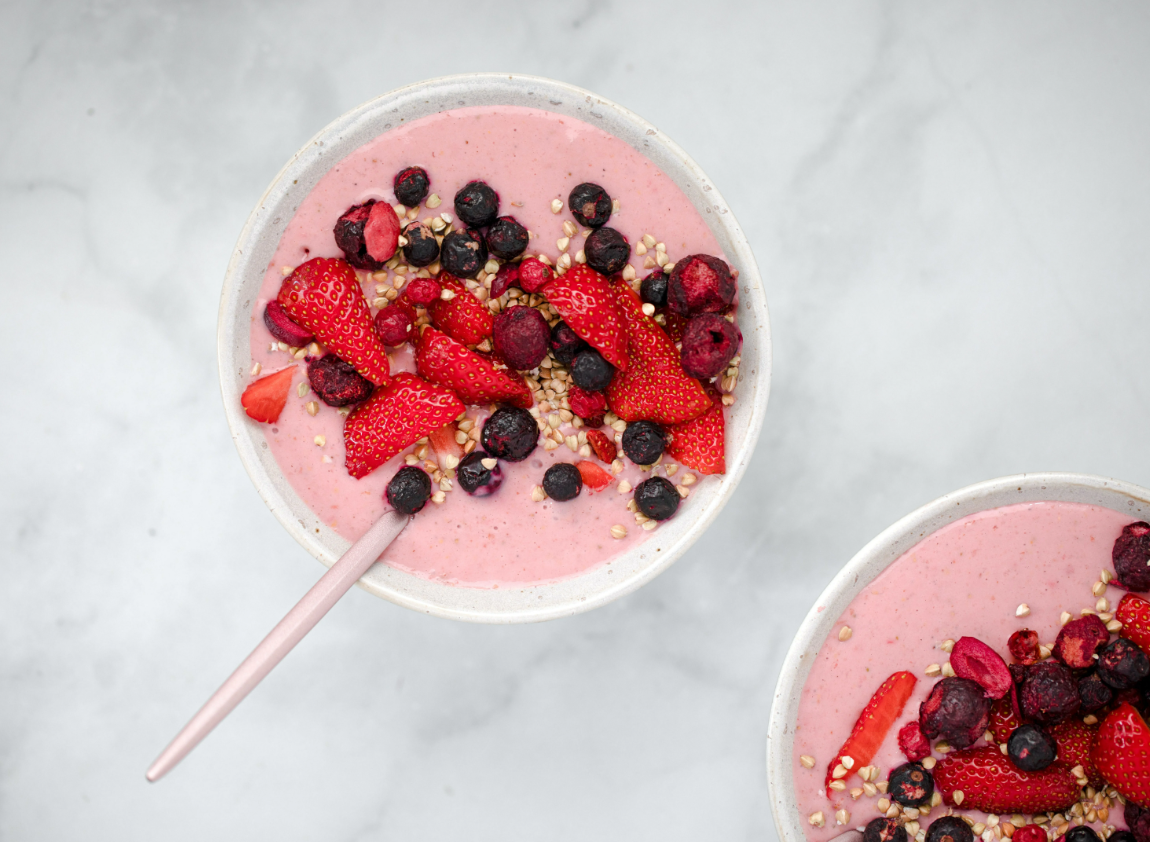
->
(793, 501), (1133, 840)
(246, 105), (728, 588)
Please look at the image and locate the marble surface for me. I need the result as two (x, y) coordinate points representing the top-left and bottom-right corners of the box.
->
(3, 2), (1149, 839)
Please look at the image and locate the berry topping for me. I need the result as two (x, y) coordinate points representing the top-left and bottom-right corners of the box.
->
(333, 200), (385, 270)
(919, 677), (992, 750)
(1127, 803), (1150, 842)
(385, 466), (432, 515)
(1078, 672), (1114, 710)
(1098, 637), (1150, 689)
(307, 355), (374, 407)
(549, 320), (588, 365)
(1053, 614), (1110, 669)
(1065, 830), (1102, 842)
(426, 275), (494, 345)
(454, 180), (499, 228)
(1117, 592), (1150, 654)
(570, 348), (616, 392)
(1049, 717), (1104, 787)
(544, 265), (629, 370)
(1008, 629), (1041, 665)
(567, 182), (612, 228)
(240, 365), (297, 423)
(518, 258), (554, 293)
(363, 200), (401, 263)
(640, 271), (669, 308)
(665, 394), (726, 475)
(263, 300), (314, 346)
(1110, 833), (1137, 842)
(485, 216), (529, 260)
(898, 720), (931, 762)
(989, 694), (1023, 743)
(1094, 703), (1150, 806)
(428, 422), (462, 465)
(925, 817), (974, 842)
(824, 671), (917, 795)
(1115, 522), (1150, 591)
(439, 228), (489, 279)
(680, 314), (741, 380)
(575, 460), (612, 492)
(404, 276), (442, 307)
(457, 451), (503, 497)
(492, 305), (550, 371)
(1007, 724), (1057, 771)
(634, 476), (680, 521)
(932, 745), (1079, 813)
(480, 407), (538, 462)
(542, 463), (583, 501)
(393, 166), (430, 207)
(583, 226), (630, 276)
(1010, 827), (1047, 842)
(666, 254), (736, 317)
(949, 636), (1013, 699)
(865, 818), (908, 842)
(401, 221), (440, 267)
(373, 302), (415, 347)
(586, 429), (616, 463)
(415, 328), (532, 409)
(1018, 661), (1080, 724)
(490, 263), (519, 299)
(568, 385), (608, 426)
(888, 762), (935, 806)
(621, 420), (666, 466)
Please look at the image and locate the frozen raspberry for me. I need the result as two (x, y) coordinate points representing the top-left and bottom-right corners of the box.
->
(919, 677), (991, 749)
(385, 465), (432, 515)
(570, 349), (615, 392)
(493, 305), (550, 371)
(307, 355), (374, 407)
(680, 314), (742, 380)
(454, 180), (499, 228)
(490, 263), (519, 299)
(640, 271), (668, 308)
(1008, 629), (1041, 665)
(481, 407), (538, 462)
(1098, 637), (1150, 689)
(584, 227), (630, 276)
(373, 303), (414, 347)
(667, 254), (736, 317)
(1114, 521), (1150, 591)
(550, 321), (587, 365)
(621, 420), (666, 466)
(1127, 803), (1150, 842)
(898, 721), (931, 762)
(888, 762), (934, 806)
(950, 636), (1013, 699)
(1007, 724), (1056, 771)
(263, 300), (314, 346)
(634, 476), (680, 521)
(1011, 828), (1048, 842)
(485, 216), (528, 260)
(457, 451), (503, 497)
(568, 385), (607, 425)
(926, 817), (974, 842)
(440, 228), (488, 279)
(543, 463), (583, 501)
(865, 818), (908, 842)
(1078, 672), (1114, 710)
(333, 200), (385, 270)
(402, 221), (440, 267)
(393, 166), (429, 207)
(518, 258), (553, 293)
(404, 276), (441, 307)
(1053, 615), (1110, 669)
(567, 182), (612, 228)
(1065, 830), (1102, 842)
(1019, 661), (1080, 724)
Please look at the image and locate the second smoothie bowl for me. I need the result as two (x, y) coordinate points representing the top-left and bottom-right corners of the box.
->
(218, 74), (771, 624)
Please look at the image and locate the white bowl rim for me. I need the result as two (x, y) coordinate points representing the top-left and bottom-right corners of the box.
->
(765, 471), (1150, 841)
(217, 73), (773, 624)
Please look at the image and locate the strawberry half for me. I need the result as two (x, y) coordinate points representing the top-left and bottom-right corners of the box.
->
(1049, 718), (1102, 787)
(1118, 593), (1150, 655)
(343, 373), (464, 479)
(586, 429), (617, 464)
(277, 257), (391, 386)
(240, 365), (297, 423)
(415, 327), (533, 409)
(605, 282), (711, 425)
(933, 746), (1079, 813)
(426, 274), (493, 346)
(543, 265), (629, 371)
(824, 671), (916, 796)
(576, 460), (612, 492)
(665, 393), (725, 474)
(1093, 703), (1150, 805)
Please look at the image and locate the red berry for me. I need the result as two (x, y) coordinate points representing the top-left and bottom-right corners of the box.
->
(585, 429), (616, 464)
(240, 365), (297, 423)
(1008, 629), (1041, 665)
(575, 460), (612, 492)
(363, 200), (400, 263)
(426, 274), (494, 345)
(824, 671), (917, 796)
(405, 276), (442, 307)
(680, 313), (741, 380)
(517, 258), (553, 293)
(567, 385), (608, 424)
(1115, 521), (1150, 591)
(919, 677), (991, 749)
(415, 327), (533, 409)
(544, 265), (629, 371)
(1092, 703), (1150, 806)
(373, 303), (415, 347)
(1012, 827), (1049, 842)
(1053, 614), (1110, 669)
(263, 300), (314, 346)
(933, 745), (1079, 813)
(307, 355), (374, 407)
(897, 721), (931, 762)
(492, 305), (550, 371)
(489, 263), (519, 299)
(666, 254), (736, 316)
(950, 636), (1013, 699)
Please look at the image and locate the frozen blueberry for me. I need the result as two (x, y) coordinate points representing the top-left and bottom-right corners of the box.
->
(454, 180), (499, 228)
(621, 421), (666, 466)
(919, 677), (991, 749)
(640, 271), (669, 308)
(307, 355), (374, 407)
(1065, 829), (1102, 842)
(393, 166), (430, 207)
(373, 303), (414, 346)
(1078, 672), (1114, 710)
(1098, 637), (1150, 689)
(550, 321), (587, 365)
(667, 254), (736, 316)
(634, 476), (680, 521)
(584, 227), (630, 276)
(1019, 661), (1080, 724)
(481, 407), (538, 462)
(543, 463), (583, 501)
(457, 451), (503, 497)
(401, 221), (440, 267)
(1007, 724), (1057, 771)
(333, 200), (385, 271)
(493, 305), (550, 371)
(1114, 521), (1150, 591)
(925, 818), (974, 842)
(680, 314), (742, 380)
(570, 348), (615, 392)
(385, 466), (432, 515)
(485, 216), (529, 260)
(567, 182), (612, 228)
(888, 762), (934, 807)
(263, 300), (314, 346)
(865, 818), (908, 842)
(440, 228), (488, 279)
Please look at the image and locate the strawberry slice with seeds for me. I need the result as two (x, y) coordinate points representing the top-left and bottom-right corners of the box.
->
(989, 695), (1022, 744)
(824, 671), (916, 796)
(277, 257), (391, 386)
(586, 429), (617, 464)
(1093, 703), (1150, 805)
(665, 393), (725, 474)
(415, 327), (533, 409)
(343, 373), (464, 479)
(605, 282), (711, 425)
(544, 265), (629, 371)
(1048, 718), (1102, 787)
(1117, 593), (1150, 655)
(933, 746), (1079, 813)
(426, 274), (493, 346)
(428, 422), (463, 464)
(576, 460), (612, 492)
(240, 365), (297, 423)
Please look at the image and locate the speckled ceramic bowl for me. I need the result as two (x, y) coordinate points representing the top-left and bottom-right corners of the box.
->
(765, 472), (1150, 842)
(218, 73), (771, 624)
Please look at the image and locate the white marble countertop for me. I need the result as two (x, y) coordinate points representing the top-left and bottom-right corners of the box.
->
(3, 3), (1150, 839)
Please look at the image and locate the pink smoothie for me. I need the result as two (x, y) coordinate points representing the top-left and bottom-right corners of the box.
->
(793, 501), (1132, 839)
(247, 105), (730, 588)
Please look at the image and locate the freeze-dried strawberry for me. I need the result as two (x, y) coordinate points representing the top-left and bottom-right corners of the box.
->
(585, 429), (616, 464)
(1053, 615), (1110, 669)
(825, 671), (917, 796)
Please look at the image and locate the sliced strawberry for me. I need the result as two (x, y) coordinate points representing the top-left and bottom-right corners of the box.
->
(586, 429), (617, 464)
(428, 422), (463, 464)
(426, 274), (493, 346)
(662, 311), (689, 343)
(824, 671), (916, 796)
(989, 695), (1022, 744)
(576, 460), (612, 492)
(363, 201), (400, 262)
(605, 281), (711, 425)
(1048, 718), (1102, 787)
(343, 372), (464, 479)
(544, 265), (629, 371)
(277, 257), (391, 386)
(933, 746), (1079, 813)
(1093, 703), (1150, 805)
(1118, 593), (1150, 655)
(665, 394), (725, 474)
(240, 365), (297, 423)
(415, 327), (532, 409)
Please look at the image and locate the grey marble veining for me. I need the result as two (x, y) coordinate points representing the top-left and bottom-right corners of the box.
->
(3, 2), (1149, 839)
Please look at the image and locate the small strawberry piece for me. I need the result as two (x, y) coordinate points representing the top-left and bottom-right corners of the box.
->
(343, 373), (464, 479)
(415, 327), (533, 409)
(1093, 703), (1150, 806)
(428, 422), (462, 464)
(363, 200), (400, 262)
(989, 695), (1023, 744)
(950, 636), (1013, 699)
(586, 429), (616, 464)
(932, 745), (1079, 813)
(606, 282), (711, 425)
(576, 460), (612, 492)
(568, 385), (607, 424)
(897, 721), (931, 762)
(544, 265), (629, 371)
(240, 365), (297, 423)
(824, 671), (917, 796)
(426, 274), (494, 346)
(405, 276), (441, 307)
(665, 394), (725, 474)
(1118, 593), (1150, 655)
(277, 257), (391, 386)
(1049, 718), (1103, 787)
(1012, 827), (1049, 842)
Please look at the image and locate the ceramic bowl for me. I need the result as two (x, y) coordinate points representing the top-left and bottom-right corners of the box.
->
(765, 472), (1150, 842)
(217, 73), (772, 624)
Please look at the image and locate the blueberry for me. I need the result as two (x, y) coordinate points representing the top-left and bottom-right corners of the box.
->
(1078, 671), (1114, 710)
(307, 355), (374, 407)
(570, 348), (615, 392)
(919, 677), (991, 749)
(457, 451), (503, 496)
(484, 216), (528, 260)
(567, 182), (612, 228)
(454, 180), (499, 228)
(393, 166), (430, 208)
(584, 227), (630, 276)
(640, 271), (668, 308)
(634, 476), (680, 521)
(1098, 637), (1150, 689)
(402, 221), (440, 267)
(887, 762), (934, 807)
(865, 818), (909, 842)
(925, 817), (974, 842)
(333, 200), (384, 271)
(1007, 724), (1057, 771)
(550, 321), (587, 366)
(1109, 832), (1137, 842)
(385, 466), (432, 515)
(439, 228), (488, 279)
(542, 463), (583, 501)
(621, 420), (666, 466)
(1065, 829), (1102, 842)
(481, 407), (538, 462)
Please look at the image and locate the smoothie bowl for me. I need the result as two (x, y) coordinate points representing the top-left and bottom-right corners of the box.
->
(218, 74), (771, 623)
(768, 473), (1150, 842)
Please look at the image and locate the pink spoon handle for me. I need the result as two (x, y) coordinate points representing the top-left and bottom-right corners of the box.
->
(146, 511), (409, 782)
